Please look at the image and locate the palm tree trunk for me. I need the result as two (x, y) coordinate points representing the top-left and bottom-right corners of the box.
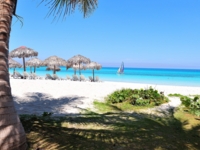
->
(0, 1), (27, 149)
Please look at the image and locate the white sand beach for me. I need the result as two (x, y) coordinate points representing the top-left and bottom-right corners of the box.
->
(10, 79), (200, 116)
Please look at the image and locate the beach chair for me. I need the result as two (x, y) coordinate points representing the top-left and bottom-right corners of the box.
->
(88, 76), (93, 82)
(14, 71), (23, 79)
(23, 72), (32, 79)
(72, 75), (79, 81)
(32, 73), (43, 79)
(66, 75), (71, 80)
(95, 76), (101, 82)
(80, 75), (87, 81)
(45, 74), (54, 80)
(52, 74), (64, 80)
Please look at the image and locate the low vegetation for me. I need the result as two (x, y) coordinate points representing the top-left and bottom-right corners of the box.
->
(168, 93), (184, 97)
(168, 93), (200, 117)
(106, 87), (168, 106)
(180, 96), (200, 117)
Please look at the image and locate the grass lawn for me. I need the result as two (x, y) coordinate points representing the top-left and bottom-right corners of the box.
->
(20, 102), (200, 150)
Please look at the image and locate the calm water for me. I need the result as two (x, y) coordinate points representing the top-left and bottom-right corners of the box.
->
(9, 67), (200, 87)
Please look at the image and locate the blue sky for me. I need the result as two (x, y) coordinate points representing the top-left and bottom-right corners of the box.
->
(10, 0), (200, 69)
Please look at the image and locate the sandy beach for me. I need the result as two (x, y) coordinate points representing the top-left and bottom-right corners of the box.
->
(10, 79), (200, 116)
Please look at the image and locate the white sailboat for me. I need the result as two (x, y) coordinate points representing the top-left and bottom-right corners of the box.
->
(117, 62), (124, 74)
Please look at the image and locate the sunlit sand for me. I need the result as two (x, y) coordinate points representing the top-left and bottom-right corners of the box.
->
(10, 79), (200, 116)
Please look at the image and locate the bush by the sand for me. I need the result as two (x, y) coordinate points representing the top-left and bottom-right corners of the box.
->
(106, 87), (168, 106)
(181, 96), (200, 116)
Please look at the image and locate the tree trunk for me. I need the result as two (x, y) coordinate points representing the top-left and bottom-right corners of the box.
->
(0, 0), (27, 149)
(34, 66), (36, 73)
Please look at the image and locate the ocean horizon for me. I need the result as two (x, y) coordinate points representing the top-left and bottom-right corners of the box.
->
(9, 67), (200, 87)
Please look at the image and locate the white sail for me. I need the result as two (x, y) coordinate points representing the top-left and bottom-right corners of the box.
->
(117, 62), (124, 74)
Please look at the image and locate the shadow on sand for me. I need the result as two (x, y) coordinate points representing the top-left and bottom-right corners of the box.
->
(13, 92), (86, 116)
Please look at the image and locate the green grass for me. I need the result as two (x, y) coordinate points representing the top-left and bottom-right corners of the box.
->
(168, 93), (184, 97)
(93, 100), (154, 114)
(21, 107), (200, 150)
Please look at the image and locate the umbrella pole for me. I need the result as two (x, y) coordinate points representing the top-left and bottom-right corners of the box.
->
(34, 66), (36, 73)
(74, 69), (76, 75)
(79, 62), (81, 75)
(23, 57), (26, 72)
(53, 65), (56, 74)
(30, 67), (32, 73)
(13, 68), (15, 75)
(93, 69), (94, 82)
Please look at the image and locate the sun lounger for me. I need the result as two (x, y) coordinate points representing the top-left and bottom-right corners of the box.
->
(95, 76), (101, 82)
(72, 75), (79, 81)
(66, 75), (71, 80)
(88, 76), (93, 82)
(53, 74), (65, 80)
(32, 73), (43, 79)
(45, 74), (54, 80)
(80, 75), (87, 81)
(23, 72), (32, 79)
(13, 71), (23, 79)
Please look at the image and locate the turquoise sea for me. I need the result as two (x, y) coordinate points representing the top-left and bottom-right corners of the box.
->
(9, 67), (200, 87)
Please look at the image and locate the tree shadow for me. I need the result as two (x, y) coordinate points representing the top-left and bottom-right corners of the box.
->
(13, 92), (86, 116)
(20, 108), (200, 150)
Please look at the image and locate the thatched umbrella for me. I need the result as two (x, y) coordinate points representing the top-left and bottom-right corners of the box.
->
(9, 46), (38, 72)
(26, 57), (43, 73)
(42, 56), (67, 74)
(87, 61), (102, 81)
(8, 57), (22, 74)
(67, 54), (90, 75)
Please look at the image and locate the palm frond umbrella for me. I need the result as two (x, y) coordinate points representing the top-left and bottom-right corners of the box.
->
(26, 57), (43, 73)
(8, 57), (22, 74)
(42, 56), (67, 74)
(87, 61), (102, 81)
(72, 64), (87, 75)
(9, 46), (38, 72)
(67, 54), (90, 75)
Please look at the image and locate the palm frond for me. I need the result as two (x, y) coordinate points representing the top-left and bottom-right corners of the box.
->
(40, 0), (98, 20)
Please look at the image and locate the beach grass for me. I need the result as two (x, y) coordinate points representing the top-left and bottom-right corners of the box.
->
(93, 101), (154, 113)
(20, 108), (200, 150)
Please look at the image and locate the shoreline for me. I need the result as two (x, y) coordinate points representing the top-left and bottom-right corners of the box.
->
(10, 79), (200, 116)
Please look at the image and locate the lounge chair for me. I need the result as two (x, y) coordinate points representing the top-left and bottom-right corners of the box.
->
(13, 71), (23, 79)
(66, 75), (71, 80)
(95, 76), (101, 82)
(88, 76), (93, 82)
(94, 76), (100, 82)
(45, 74), (54, 80)
(32, 73), (43, 79)
(52, 74), (65, 80)
(23, 72), (32, 79)
(80, 75), (87, 81)
(72, 75), (79, 81)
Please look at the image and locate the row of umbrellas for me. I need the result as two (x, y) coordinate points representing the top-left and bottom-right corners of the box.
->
(9, 46), (102, 81)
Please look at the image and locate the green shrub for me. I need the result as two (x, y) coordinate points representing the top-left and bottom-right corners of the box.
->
(106, 87), (168, 106)
(180, 96), (200, 116)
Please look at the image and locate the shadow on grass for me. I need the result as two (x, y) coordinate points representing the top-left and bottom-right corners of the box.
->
(20, 109), (200, 150)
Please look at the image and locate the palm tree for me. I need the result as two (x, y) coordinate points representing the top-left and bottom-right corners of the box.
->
(0, 0), (97, 149)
